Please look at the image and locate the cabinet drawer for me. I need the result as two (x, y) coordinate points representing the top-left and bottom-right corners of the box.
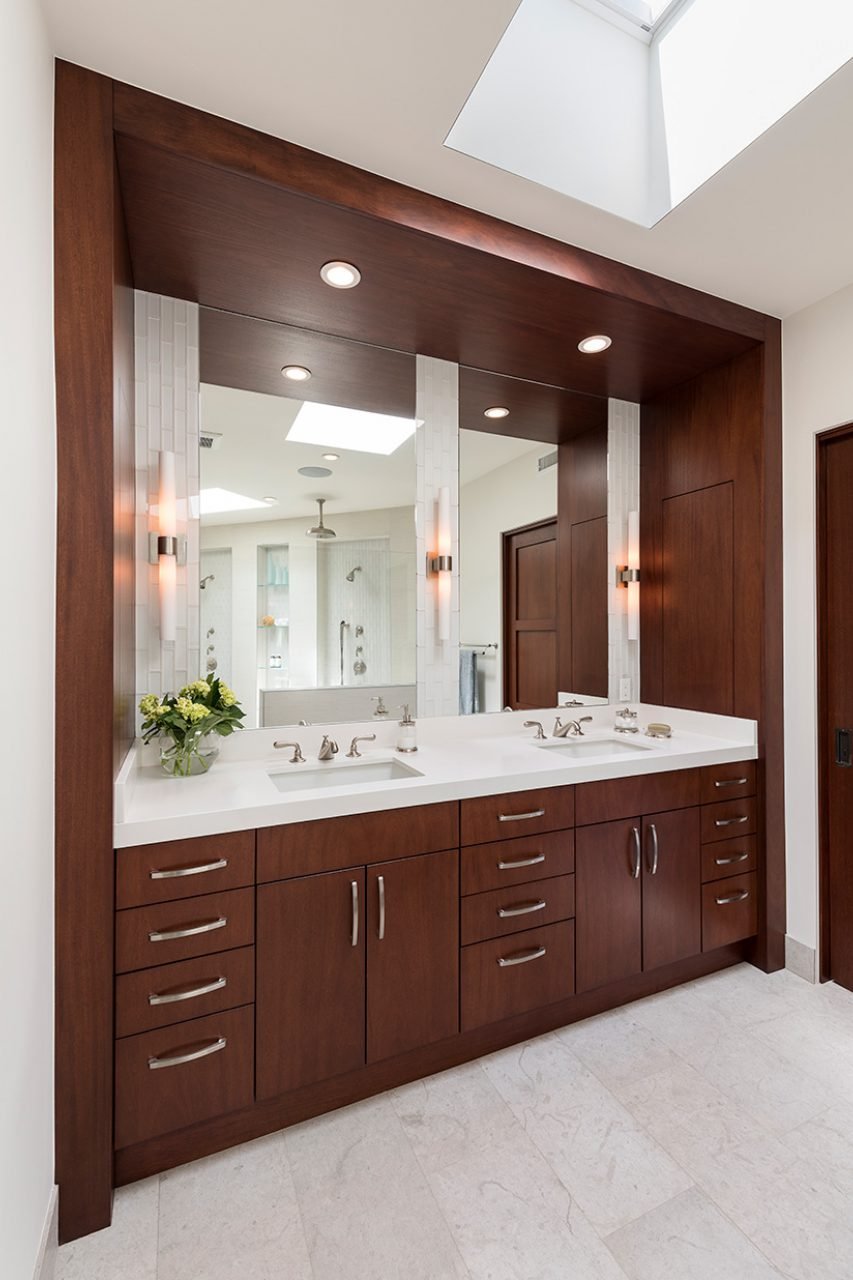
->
(461, 875), (575, 946)
(115, 887), (254, 974)
(460, 787), (574, 847)
(116, 831), (255, 909)
(575, 769), (700, 826)
(461, 920), (575, 1032)
(461, 830), (575, 896)
(115, 946), (255, 1039)
(699, 761), (756, 806)
(115, 1004), (254, 1149)
(701, 797), (757, 843)
(701, 833), (757, 884)
(257, 802), (458, 882)
(702, 872), (758, 950)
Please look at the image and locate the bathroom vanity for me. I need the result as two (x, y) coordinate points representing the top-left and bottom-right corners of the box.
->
(112, 707), (759, 1182)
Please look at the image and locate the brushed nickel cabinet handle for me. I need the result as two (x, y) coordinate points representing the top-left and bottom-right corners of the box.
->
(148, 1036), (227, 1070)
(715, 852), (749, 866)
(631, 826), (641, 879)
(714, 777), (748, 788)
(715, 816), (749, 828)
(498, 945), (547, 968)
(498, 808), (545, 823)
(148, 917), (227, 943)
(351, 880), (359, 948)
(149, 858), (228, 880)
(148, 976), (227, 1006)
(497, 899), (547, 919)
(647, 822), (659, 876)
(716, 889), (750, 905)
(377, 875), (386, 941)
(497, 853), (546, 871)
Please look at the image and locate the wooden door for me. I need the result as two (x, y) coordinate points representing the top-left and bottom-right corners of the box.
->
(256, 869), (365, 1098)
(641, 808), (701, 971)
(366, 849), (458, 1062)
(661, 483), (734, 714)
(504, 519), (558, 709)
(820, 429), (853, 989)
(576, 819), (643, 993)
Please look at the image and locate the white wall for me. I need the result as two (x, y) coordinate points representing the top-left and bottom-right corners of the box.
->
(0, 1), (57, 1276)
(782, 281), (853, 961)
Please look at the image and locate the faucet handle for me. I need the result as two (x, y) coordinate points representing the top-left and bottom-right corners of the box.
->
(347, 733), (377, 758)
(575, 716), (593, 736)
(524, 720), (546, 741)
(273, 740), (305, 764)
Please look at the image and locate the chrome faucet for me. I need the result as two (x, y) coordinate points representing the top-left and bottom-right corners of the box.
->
(553, 715), (593, 738)
(273, 740), (305, 763)
(524, 720), (547, 740)
(347, 733), (376, 758)
(318, 735), (339, 761)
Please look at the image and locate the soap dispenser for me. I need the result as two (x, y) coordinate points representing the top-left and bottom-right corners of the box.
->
(397, 704), (418, 753)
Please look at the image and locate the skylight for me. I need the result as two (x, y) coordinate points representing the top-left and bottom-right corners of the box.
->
(592, 0), (685, 35)
(199, 488), (269, 515)
(286, 401), (418, 456)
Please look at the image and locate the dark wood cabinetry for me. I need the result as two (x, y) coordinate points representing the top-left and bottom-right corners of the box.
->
(641, 809), (701, 971)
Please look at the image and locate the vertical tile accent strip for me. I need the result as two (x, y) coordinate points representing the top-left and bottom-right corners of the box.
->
(607, 399), (641, 703)
(416, 355), (460, 716)
(134, 291), (200, 720)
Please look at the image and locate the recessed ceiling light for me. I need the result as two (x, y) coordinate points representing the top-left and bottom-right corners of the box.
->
(262, 496), (278, 505)
(281, 364), (312, 381)
(578, 334), (612, 355)
(322, 452), (340, 461)
(484, 406), (510, 419)
(297, 465), (333, 478)
(320, 260), (361, 289)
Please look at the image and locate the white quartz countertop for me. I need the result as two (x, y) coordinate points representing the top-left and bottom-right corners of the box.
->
(114, 704), (758, 848)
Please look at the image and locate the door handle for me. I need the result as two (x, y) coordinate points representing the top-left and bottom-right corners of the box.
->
(630, 826), (641, 879)
(351, 880), (359, 947)
(836, 728), (852, 767)
(377, 875), (386, 941)
(647, 822), (659, 875)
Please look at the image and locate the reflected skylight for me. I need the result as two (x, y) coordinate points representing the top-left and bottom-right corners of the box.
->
(286, 401), (418, 456)
(199, 488), (268, 515)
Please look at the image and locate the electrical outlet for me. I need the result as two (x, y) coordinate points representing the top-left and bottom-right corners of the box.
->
(619, 676), (632, 702)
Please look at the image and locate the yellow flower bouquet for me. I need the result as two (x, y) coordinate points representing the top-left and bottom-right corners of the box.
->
(139, 677), (245, 777)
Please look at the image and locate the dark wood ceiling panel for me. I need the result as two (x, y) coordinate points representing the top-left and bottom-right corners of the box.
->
(459, 367), (606, 443)
(200, 308), (416, 416)
(115, 135), (758, 403)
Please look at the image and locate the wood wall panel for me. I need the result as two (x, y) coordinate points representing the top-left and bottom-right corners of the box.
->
(571, 516), (608, 697)
(558, 425), (608, 698)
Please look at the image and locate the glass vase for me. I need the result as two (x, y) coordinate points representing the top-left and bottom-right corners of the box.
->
(159, 732), (220, 777)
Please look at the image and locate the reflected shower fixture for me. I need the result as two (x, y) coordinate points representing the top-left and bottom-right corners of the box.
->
(345, 565), (362, 582)
(306, 498), (336, 539)
(200, 574), (215, 590)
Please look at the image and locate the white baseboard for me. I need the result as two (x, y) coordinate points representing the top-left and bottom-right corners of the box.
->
(33, 1186), (58, 1280)
(785, 935), (817, 983)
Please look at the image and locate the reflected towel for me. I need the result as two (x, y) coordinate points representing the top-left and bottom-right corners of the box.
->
(459, 649), (480, 715)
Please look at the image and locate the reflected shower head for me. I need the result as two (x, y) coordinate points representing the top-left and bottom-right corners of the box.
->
(306, 498), (336, 539)
(345, 565), (362, 582)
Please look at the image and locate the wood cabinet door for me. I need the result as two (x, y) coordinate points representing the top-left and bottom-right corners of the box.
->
(367, 849), (459, 1063)
(642, 809), (701, 971)
(256, 869), (365, 1099)
(576, 819), (642, 994)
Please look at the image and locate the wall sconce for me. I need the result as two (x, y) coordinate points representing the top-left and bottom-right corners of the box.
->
(429, 485), (453, 642)
(148, 450), (186, 645)
(616, 510), (640, 642)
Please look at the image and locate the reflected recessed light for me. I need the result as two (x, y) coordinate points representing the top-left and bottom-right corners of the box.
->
(484, 406), (510, 419)
(281, 364), (312, 381)
(320, 260), (361, 289)
(262, 496), (278, 505)
(578, 334), (612, 354)
(322, 452), (340, 461)
(297, 465), (333, 478)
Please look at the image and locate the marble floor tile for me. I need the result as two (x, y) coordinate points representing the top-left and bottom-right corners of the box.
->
(390, 1059), (515, 1175)
(285, 1095), (470, 1279)
(429, 1126), (630, 1280)
(554, 1006), (681, 1092)
(606, 1185), (785, 1279)
(55, 1178), (159, 1280)
(157, 1132), (311, 1280)
(482, 1035), (693, 1236)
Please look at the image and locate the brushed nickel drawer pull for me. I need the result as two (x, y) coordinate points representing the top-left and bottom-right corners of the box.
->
(149, 858), (228, 880)
(716, 889), (750, 905)
(498, 945), (547, 968)
(377, 875), (386, 941)
(497, 853), (546, 870)
(351, 880), (359, 948)
(148, 917), (227, 943)
(497, 899), (546, 918)
(148, 1036), (227, 1070)
(498, 808), (545, 823)
(715, 852), (749, 866)
(148, 976), (227, 1006)
(714, 778), (748, 788)
(631, 826), (641, 879)
(715, 815), (749, 828)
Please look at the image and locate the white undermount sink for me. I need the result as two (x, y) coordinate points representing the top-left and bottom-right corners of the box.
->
(269, 758), (423, 793)
(534, 735), (653, 758)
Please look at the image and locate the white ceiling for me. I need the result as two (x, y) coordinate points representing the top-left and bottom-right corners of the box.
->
(43, 0), (853, 316)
